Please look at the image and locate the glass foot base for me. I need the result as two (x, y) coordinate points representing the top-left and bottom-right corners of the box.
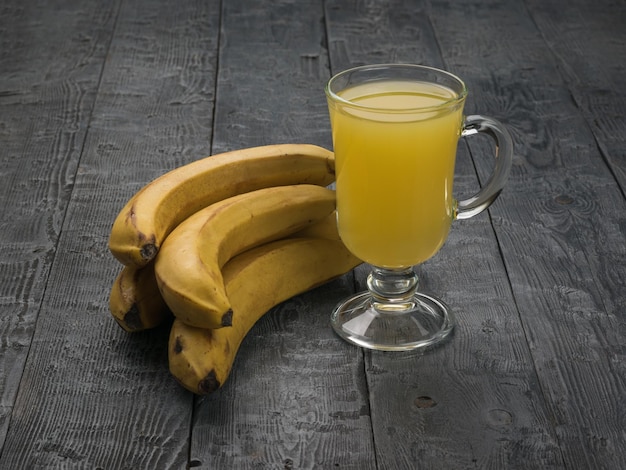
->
(331, 291), (455, 351)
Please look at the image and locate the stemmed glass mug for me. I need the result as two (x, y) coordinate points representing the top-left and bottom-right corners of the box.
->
(325, 64), (513, 351)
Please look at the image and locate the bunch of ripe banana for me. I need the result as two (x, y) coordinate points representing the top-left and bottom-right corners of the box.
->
(107, 144), (361, 395)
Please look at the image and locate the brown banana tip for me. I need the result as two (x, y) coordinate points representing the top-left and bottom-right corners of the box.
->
(123, 304), (143, 331)
(140, 243), (157, 261)
(174, 336), (183, 354)
(221, 309), (233, 327)
(198, 370), (220, 394)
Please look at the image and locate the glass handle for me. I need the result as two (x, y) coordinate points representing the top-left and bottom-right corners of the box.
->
(455, 115), (513, 220)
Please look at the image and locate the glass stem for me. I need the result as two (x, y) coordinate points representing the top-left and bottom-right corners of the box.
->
(367, 267), (419, 311)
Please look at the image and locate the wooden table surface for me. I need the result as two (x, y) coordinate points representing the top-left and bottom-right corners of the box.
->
(1, 0), (625, 468)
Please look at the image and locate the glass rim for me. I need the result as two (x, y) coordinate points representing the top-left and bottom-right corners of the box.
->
(325, 63), (468, 113)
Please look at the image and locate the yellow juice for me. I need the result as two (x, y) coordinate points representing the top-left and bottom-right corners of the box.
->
(328, 80), (465, 268)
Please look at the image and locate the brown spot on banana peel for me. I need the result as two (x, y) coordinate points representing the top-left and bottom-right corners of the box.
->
(221, 309), (233, 327)
(124, 203), (158, 262)
(174, 336), (184, 354)
(198, 370), (220, 394)
(325, 156), (335, 177)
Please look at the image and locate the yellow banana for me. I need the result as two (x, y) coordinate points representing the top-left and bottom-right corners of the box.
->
(291, 211), (340, 240)
(108, 144), (335, 268)
(154, 184), (336, 329)
(108, 262), (171, 332)
(107, 212), (341, 333)
(169, 236), (361, 394)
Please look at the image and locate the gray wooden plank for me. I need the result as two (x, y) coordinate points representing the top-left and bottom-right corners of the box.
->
(325, 0), (563, 468)
(210, 0), (333, 154)
(194, 281), (373, 469)
(0, 0), (221, 467)
(524, 0), (626, 193)
(430, 0), (626, 468)
(188, 0), (376, 467)
(0, 0), (119, 453)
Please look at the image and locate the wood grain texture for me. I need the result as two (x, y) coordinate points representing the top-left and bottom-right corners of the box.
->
(0, 0), (118, 452)
(211, 0), (333, 154)
(324, 0), (446, 74)
(430, 0), (626, 468)
(0, 0), (220, 467)
(524, 0), (626, 193)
